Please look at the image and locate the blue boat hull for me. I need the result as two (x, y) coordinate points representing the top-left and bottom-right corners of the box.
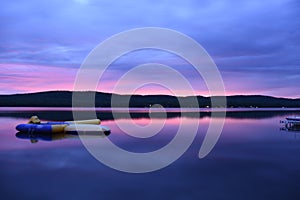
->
(16, 123), (67, 133)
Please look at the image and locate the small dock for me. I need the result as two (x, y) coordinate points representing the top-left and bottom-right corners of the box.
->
(280, 116), (300, 131)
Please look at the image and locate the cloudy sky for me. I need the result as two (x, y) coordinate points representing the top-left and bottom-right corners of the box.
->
(1, 0), (299, 97)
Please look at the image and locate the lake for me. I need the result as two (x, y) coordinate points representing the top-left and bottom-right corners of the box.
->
(0, 107), (300, 200)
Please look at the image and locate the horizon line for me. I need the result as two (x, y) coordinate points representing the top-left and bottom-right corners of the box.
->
(1, 90), (299, 100)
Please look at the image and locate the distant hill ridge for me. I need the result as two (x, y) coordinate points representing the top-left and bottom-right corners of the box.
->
(1, 91), (300, 107)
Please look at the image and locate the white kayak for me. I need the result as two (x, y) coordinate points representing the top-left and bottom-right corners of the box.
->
(64, 124), (111, 135)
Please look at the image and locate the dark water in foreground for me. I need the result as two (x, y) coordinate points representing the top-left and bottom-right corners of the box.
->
(1, 108), (300, 200)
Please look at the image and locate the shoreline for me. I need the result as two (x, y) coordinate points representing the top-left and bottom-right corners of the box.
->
(1, 107), (300, 112)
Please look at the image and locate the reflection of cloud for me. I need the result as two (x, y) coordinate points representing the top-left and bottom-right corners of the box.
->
(1, 114), (299, 199)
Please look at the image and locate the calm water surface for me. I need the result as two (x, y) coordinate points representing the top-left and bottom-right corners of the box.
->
(0, 108), (300, 200)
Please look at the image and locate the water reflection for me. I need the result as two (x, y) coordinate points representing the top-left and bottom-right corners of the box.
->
(281, 125), (300, 132)
(1, 108), (300, 200)
(15, 131), (109, 143)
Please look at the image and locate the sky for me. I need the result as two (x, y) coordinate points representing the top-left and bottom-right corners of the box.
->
(1, 0), (300, 97)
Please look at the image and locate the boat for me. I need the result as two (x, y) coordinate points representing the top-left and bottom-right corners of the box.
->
(15, 116), (110, 135)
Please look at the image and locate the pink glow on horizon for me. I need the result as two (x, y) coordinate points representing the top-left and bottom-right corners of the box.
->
(0, 62), (299, 98)
(0, 63), (77, 94)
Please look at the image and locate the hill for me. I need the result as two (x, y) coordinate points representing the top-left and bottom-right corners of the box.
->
(0, 91), (300, 107)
